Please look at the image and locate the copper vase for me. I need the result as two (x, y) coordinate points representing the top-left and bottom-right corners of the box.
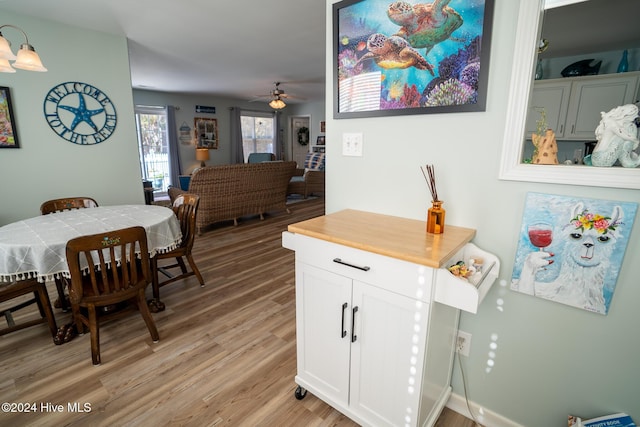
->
(427, 200), (445, 234)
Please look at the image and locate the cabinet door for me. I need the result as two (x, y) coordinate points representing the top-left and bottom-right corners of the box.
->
(295, 263), (352, 404)
(349, 280), (429, 427)
(525, 81), (571, 138)
(565, 75), (639, 139)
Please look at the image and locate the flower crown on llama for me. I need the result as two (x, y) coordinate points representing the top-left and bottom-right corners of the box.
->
(567, 209), (620, 235)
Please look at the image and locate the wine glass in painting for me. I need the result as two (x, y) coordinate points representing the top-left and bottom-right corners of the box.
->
(528, 222), (553, 251)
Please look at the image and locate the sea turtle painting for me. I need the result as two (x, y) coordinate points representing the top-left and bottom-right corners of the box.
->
(387, 0), (463, 53)
(356, 33), (435, 74)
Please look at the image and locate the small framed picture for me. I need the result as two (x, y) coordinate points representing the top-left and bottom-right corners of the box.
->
(194, 117), (218, 149)
(316, 136), (326, 145)
(0, 86), (19, 148)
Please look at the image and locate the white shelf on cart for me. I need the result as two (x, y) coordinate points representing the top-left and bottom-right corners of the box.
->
(434, 242), (500, 314)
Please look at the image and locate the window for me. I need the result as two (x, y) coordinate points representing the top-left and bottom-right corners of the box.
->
(241, 112), (275, 162)
(135, 106), (170, 195)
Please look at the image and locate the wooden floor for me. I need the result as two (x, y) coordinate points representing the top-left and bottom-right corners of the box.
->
(0, 198), (476, 426)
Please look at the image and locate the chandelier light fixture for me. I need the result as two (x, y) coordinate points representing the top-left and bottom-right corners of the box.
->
(0, 24), (47, 73)
(269, 96), (286, 110)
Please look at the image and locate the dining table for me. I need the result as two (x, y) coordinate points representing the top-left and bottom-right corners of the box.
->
(0, 204), (182, 343)
(0, 204), (182, 284)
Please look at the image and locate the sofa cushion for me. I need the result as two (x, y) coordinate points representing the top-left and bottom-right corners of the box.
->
(304, 152), (325, 171)
(248, 153), (276, 163)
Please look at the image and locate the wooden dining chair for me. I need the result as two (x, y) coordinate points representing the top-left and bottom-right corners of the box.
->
(40, 196), (99, 312)
(0, 279), (58, 340)
(65, 226), (159, 365)
(40, 197), (99, 215)
(150, 193), (204, 312)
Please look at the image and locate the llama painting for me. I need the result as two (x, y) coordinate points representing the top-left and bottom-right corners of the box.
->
(511, 192), (637, 315)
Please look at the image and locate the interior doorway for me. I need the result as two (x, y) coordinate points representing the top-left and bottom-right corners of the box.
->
(289, 115), (310, 168)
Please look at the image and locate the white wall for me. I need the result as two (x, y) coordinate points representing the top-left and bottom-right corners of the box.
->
(0, 11), (142, 225)
(325, 0), (640, 425)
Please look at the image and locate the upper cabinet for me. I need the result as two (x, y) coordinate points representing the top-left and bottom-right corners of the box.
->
(526, 72), (640, 141)
(565, 73), (639, 139)
(526, 80), (571, 138)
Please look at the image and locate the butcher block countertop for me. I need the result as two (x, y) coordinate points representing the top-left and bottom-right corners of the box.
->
(287, 209), (476, 269)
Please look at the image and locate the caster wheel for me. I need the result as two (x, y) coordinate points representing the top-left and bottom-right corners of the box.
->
(294, 385), (307, 400)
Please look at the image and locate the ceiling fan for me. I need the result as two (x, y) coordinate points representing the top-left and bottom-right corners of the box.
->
(252, 82), (305, 109)
(268, 82), (288, 109)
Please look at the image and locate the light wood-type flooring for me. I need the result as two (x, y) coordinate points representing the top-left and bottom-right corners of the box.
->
(0, 197), (476, 426)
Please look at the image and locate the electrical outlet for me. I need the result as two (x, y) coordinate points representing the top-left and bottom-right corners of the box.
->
(456, 330), (472, 357)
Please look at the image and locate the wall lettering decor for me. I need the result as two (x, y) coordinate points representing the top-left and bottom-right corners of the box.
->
(43, 82), (117, 145)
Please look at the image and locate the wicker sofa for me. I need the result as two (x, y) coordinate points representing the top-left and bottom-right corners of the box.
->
(168, 161), (296, 233)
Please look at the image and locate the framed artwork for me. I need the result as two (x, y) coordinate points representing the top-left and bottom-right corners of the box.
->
(316, 136), (326, 145)
(510, 192), (637, 315)
(320, 121), (326, 133)
(0, 86), (19, 148)
(194, 117), (218, 149)
(333, 0), (494, 119)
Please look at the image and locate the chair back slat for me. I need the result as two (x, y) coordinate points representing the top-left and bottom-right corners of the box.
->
(66, 226), (150, 304)
(40, 197), (99, 215)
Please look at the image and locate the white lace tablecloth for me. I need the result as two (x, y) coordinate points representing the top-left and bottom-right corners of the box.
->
(0, 205), (182, 283)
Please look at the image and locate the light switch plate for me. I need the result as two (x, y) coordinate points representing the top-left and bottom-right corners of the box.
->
(342, 132), (363, 156)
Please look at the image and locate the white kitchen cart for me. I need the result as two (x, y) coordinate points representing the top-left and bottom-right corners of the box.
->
(282, 209), (499, 427)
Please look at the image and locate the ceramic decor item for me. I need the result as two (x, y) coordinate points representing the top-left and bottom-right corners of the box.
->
(535, 58), (543, 80)
(617, 49), (628, 73)
(561, 59), (601, 77)
(531, 129), (559, 165)
(592, 104), (640, 167)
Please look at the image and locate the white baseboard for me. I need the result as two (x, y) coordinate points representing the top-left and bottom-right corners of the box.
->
(446, 393), (525, 427)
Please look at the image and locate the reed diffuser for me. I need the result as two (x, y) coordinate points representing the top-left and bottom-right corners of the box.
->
(421, 164), (445, 234)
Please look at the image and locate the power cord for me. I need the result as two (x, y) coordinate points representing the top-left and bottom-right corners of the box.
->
(456, 351), (485, 427)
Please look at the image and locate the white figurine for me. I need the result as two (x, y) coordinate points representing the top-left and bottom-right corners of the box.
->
(591, 104), (640, 167)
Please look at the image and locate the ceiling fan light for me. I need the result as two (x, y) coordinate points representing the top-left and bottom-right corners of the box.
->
(0, 34), (17, 60)
(269, 98), (286, 109)
(13, 43), (47, 71)
(0, 58), (16, 73)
